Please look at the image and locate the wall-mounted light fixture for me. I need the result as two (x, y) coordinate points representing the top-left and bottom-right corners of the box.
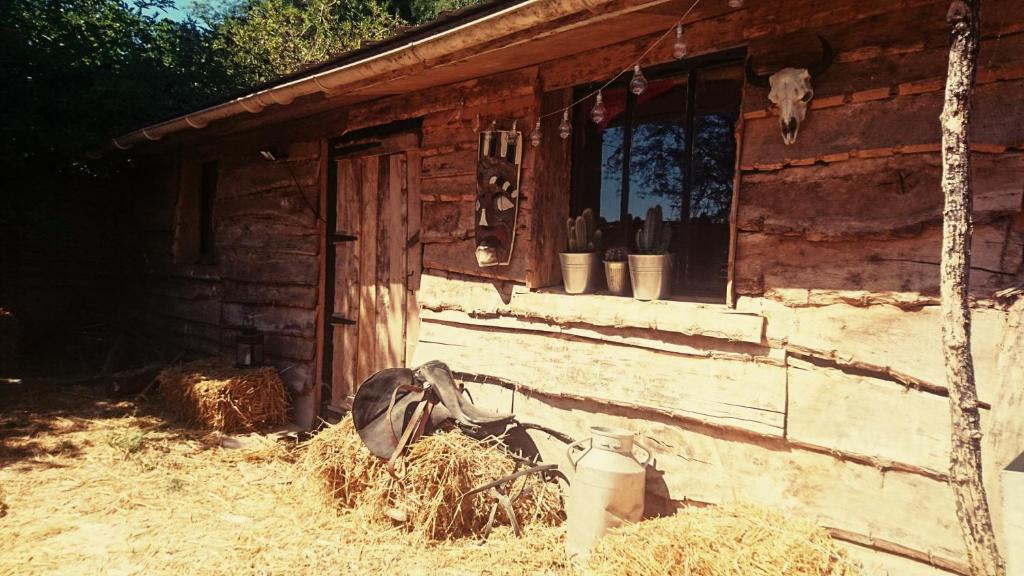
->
(258, 147), (287, 162)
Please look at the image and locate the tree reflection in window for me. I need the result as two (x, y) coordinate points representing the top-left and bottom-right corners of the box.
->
(571, 60), (742, 300)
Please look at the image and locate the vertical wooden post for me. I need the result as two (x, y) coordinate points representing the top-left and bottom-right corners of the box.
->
(940, 1), (1005, 574)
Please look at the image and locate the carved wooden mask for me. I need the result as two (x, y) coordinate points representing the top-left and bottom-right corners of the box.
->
(474, 129), (523, 267)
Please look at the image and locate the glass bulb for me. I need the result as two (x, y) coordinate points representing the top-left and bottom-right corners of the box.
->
(509, 120), (518, 144)
(558, 110), (572, 139)
(672, 25), (688, 59)
(630, 65), (648, 96)
(728, 0), (743, 7)
(530, 120), (542, 147)
(590, 91), (607, 124)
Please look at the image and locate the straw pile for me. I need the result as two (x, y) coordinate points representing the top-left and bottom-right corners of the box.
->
(300, 416), (563, 541)
(157, 357), (287, 433)
(588, 503), (861, 576)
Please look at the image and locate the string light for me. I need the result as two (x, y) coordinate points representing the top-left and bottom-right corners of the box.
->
(728, 0), (743, 7)
(672, 24), (688, 59)
(531, 0), (704, 139)
(590, 91), (607, 124)
(509, 120), (518, 144)
(530, 120), (542, 147)
(630, 64), (648, 96)
(558, 109), (572, 139)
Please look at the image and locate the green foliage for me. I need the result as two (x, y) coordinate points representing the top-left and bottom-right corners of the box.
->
(407, 0), (477, 24)
(195, 0), (405, 87)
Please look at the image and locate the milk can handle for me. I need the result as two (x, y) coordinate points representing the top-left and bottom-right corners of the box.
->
(565, 437), (592, 472)
(633, 440), (654, 467)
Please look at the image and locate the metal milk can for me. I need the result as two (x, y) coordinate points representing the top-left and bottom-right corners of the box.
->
(564, 426), (651, 564)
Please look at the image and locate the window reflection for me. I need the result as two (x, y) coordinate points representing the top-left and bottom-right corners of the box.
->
(571, 61), (742, 300)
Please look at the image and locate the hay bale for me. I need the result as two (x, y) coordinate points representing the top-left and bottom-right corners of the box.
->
(300, 416), (563, 541)
(157, 358), (287, 433)
(588, 503), (861, 576)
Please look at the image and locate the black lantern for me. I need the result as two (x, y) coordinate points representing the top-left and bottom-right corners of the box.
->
(235, 326), (264, 368)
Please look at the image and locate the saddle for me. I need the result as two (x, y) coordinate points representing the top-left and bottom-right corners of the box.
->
(351, 360), (516, 468)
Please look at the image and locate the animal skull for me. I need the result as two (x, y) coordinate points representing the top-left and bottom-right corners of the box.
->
(768, 68), (814, 145)
(747, 37), (834, 145)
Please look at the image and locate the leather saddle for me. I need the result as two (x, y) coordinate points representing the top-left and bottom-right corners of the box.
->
(351, 360), (516, 466)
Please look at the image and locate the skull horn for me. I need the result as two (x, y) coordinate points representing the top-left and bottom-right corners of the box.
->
(745, 58), (771, 88)
(808, 36), (834, 78)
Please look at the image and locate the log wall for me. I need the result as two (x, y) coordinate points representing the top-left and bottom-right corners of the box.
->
(127, 0), (1024, 572)
(130, 140), (323, 426)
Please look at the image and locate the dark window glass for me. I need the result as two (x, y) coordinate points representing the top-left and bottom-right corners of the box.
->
(199, 160), (217, 257)
(571, 59), (742, 301)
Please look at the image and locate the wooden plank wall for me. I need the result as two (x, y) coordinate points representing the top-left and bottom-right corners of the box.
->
(402, 1), (1024, 575)
(132, 140), (322, 426)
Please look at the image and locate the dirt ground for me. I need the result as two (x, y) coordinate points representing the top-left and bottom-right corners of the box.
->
(0, 382), (567, 576)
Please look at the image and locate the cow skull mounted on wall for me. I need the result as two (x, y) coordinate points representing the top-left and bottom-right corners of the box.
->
(746, 36), (835, 145)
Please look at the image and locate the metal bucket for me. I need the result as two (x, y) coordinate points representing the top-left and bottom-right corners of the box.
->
(627, 254), (672, 301)
(560, 252), (600, 294)
(564, 426), (651, 565)
(604, 261), (630, 296)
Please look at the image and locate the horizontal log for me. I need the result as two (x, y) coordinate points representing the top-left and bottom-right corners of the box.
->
(423, 237), (528, 282)
(420, 308), (770, 358)
(741, 79), (1024, 167)
(738, 153), (1024, 239)
(420, 97), (533, 150)
(215, 188), (317, 229)
(465, 381), (967, 563)
(217, 220), (319, 256)
(144, 293), (221, 326)
(421, 200), (474, 242)
(222, 252), (319, 286)
(413, 320), (786, 436)
(144, 276), (221, 301)
(420, 149), (477, 179)
(418, 273), (767, 343)
(217, 157), (319, 199)
(738, 297), (1009, 405)
(786, 358), (956, 474)
(734, 222), (1020, 298)
(419, 174), (476, 201)
(222, 281), (318, 309)
(221, 302), (315, 337)
(264, 333), (316, 362)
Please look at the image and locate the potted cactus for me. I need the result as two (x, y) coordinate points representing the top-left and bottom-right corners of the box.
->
(628, 205), (673, 301)
(559, 208), (602, 294)
(603, 246), (630, 296)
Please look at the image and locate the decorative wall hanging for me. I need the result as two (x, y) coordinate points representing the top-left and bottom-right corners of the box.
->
(474, 128), (523, 267)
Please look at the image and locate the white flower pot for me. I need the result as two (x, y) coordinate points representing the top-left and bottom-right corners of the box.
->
(560, 252), (600, 294)
(627, 254), (672, 301)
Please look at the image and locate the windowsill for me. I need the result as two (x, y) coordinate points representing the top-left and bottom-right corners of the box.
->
(418, 275), (765, 345)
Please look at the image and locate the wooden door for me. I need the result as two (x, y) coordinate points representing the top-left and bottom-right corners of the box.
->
(325, 152), (413, 409)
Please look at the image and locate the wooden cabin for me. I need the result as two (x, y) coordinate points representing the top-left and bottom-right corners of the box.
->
(116, 0), (1024, 573)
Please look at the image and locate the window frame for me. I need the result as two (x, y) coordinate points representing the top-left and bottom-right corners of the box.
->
(568, 47), (746, 304)
(173, 156), (219, 265)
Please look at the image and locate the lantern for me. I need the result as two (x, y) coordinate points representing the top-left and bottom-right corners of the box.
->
(235, 326), (264, 368)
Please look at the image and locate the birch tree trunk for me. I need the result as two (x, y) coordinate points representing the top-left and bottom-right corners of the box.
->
(940, 1), (1005, 574)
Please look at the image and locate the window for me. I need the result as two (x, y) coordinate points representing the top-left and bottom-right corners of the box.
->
(173, 159), (218, 263)
(571, 55), (743, 301)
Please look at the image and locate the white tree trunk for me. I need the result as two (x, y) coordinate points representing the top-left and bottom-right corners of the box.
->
(940, 1), (1005, 574)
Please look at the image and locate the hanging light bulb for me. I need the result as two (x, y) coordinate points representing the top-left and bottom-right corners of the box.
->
(590, 91), (607, 124)
(630, 64), (648, 96)
(530, 119), (542, 147)
(509, 120), (518, 145)
(672, 24), (688, 59)
(472, 113), (481, 132)
(727, 0), (744, 7)
(558, 109), (572, 139)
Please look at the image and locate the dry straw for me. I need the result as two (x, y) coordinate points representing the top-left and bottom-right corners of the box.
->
(587, 503), (862, 576)
(157, 357), (287, 433)
(300, 416), (564, 541)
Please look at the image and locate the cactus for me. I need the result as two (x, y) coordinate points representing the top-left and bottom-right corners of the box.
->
(603, 246), (629, 262)
(634, 205), (672, 254)
(566, 208), (602, 253)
